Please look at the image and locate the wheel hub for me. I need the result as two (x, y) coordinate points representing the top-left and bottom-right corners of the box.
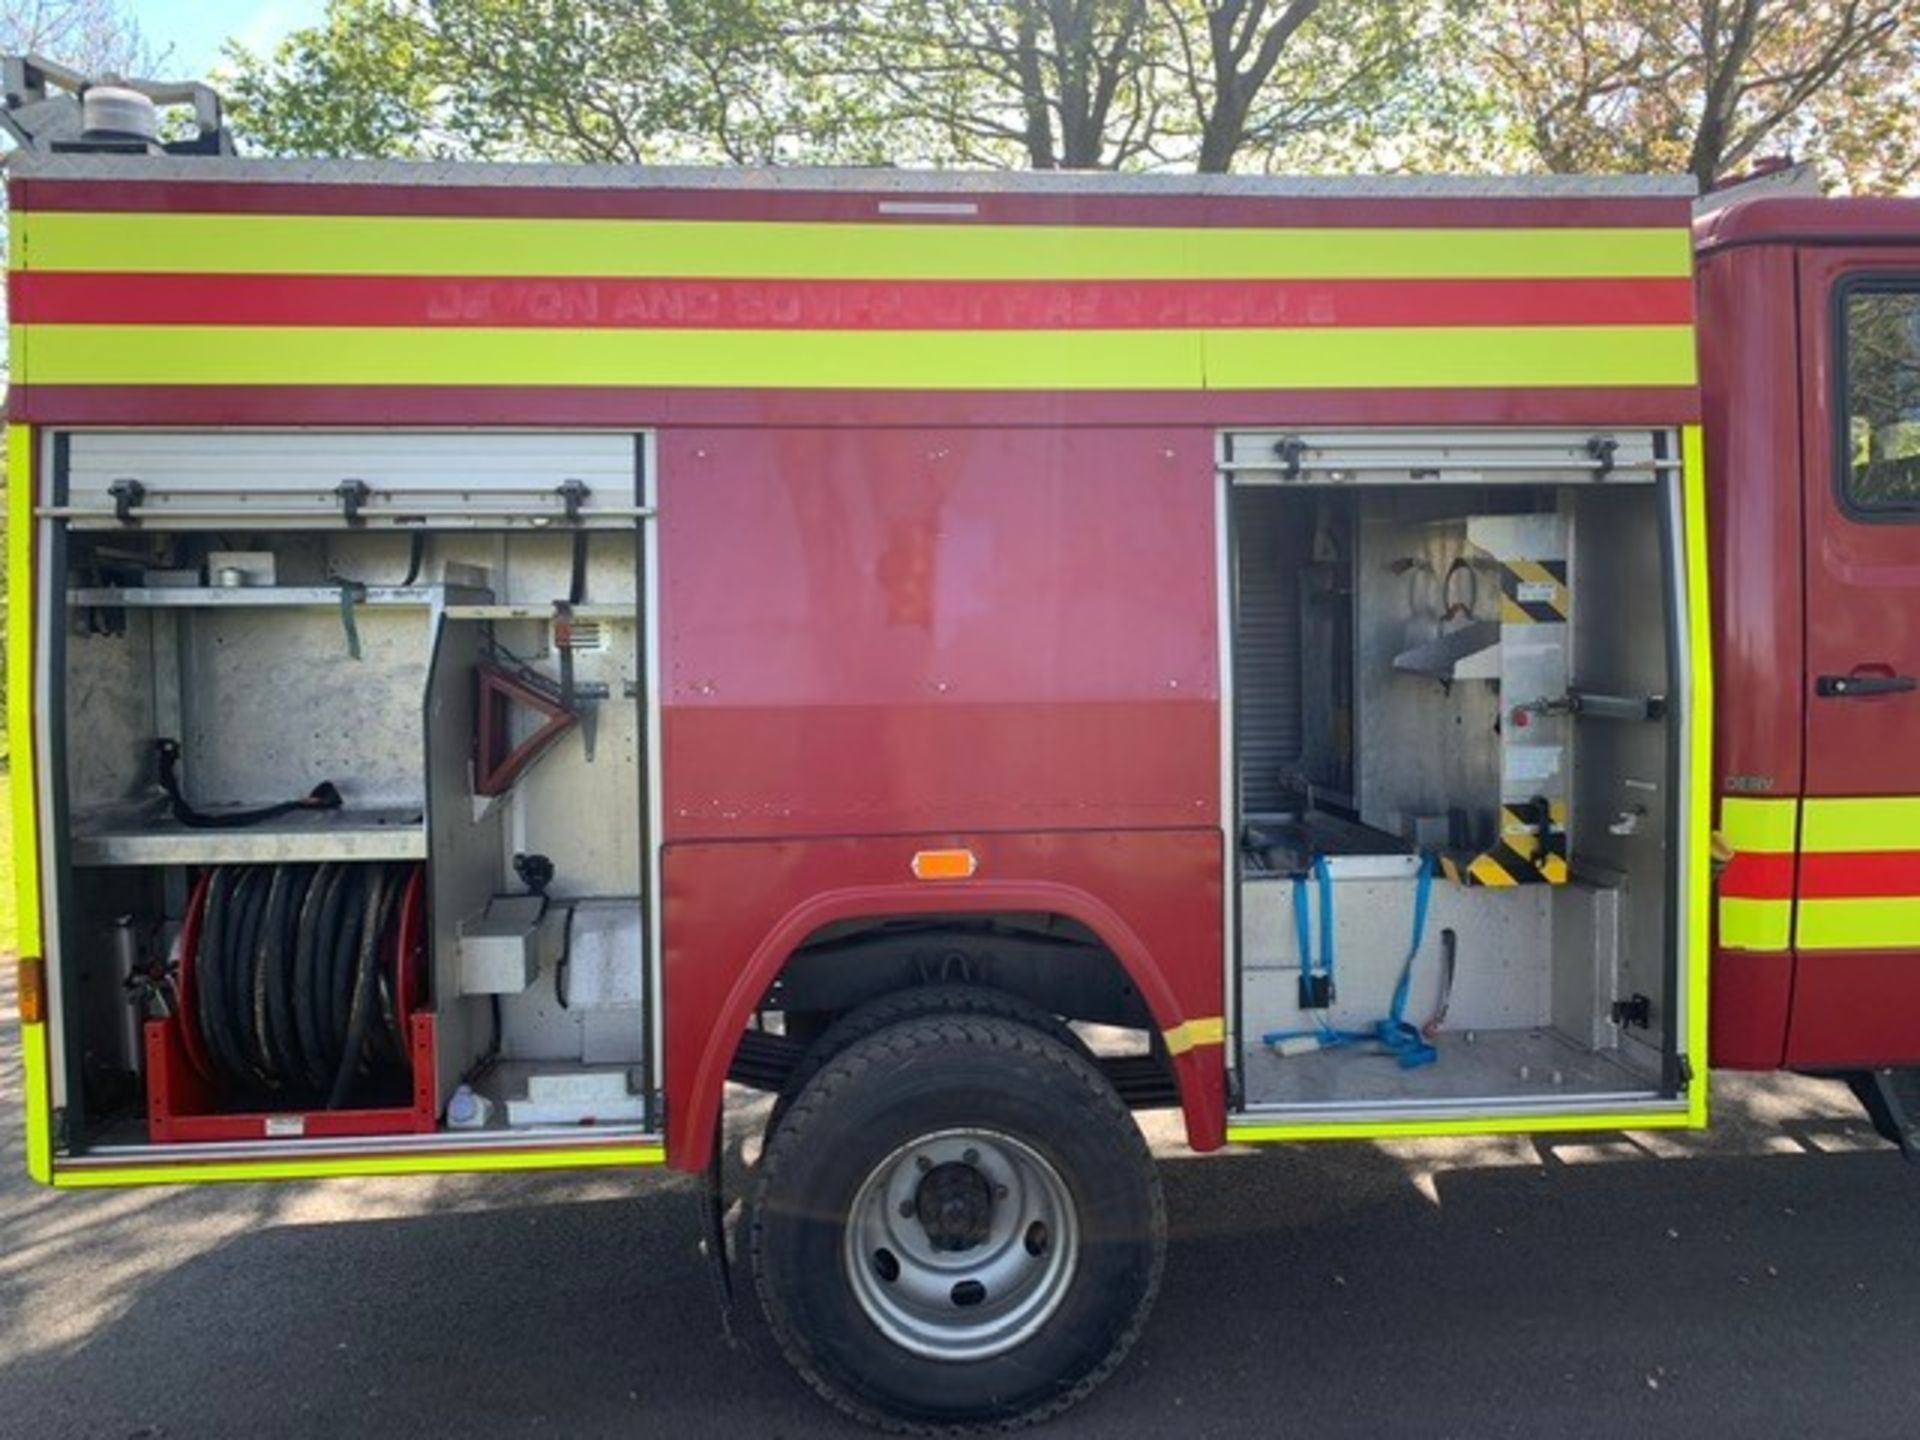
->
(914, 1161), (995, 1251)
(844, 1127), (1080, 1361)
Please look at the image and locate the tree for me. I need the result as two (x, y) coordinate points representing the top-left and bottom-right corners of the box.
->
(789, 0), (1163, 170)
(226, 0), (1435, 172)
(224, 0), (827, 164)
(1157, 0), (1444, 173)
(0, 0), (161, 75)
(1478, 0), (1920, 191)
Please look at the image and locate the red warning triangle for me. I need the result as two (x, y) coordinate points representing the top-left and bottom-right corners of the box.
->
(474, 663), (579, 797)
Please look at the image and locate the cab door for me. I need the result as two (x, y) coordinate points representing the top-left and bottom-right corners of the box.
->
(1790, 249), (1920, 1063)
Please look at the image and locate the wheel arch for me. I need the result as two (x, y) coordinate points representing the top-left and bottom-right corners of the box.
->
(675, 878), (1223, 1171)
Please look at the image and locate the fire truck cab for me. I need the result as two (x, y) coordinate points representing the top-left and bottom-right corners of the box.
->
(1698, 192), (1920, 1140)
(7, 55), (1920, 1432)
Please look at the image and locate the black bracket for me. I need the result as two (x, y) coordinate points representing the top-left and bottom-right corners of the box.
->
(1298, 973), (1334, 1010)
(512, 851), (555, 896)
(1274, 435), (1307, 481)
(1611, 992), (1652, 1031)
(107, 477), (144, 526)
(335, 478), (372, 526)
(557, 478), (590, 524)
(1587, 435), (1619, 479)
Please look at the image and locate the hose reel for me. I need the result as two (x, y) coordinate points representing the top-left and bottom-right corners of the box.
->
(174, 861), (425, 1109)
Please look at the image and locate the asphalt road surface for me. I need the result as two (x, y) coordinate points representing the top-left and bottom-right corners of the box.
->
(4, 972), (1916, 1439)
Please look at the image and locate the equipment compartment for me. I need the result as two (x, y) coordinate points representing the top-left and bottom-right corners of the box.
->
(39, 430), (657, 1156)
(1225, 430), (1693, 1121)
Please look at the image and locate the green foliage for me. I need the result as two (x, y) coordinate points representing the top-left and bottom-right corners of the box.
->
(224, 0), (1441, 172)
(103, 0), (1920, 188)
(1471, 0), (1920, 190)
(223, 0), (864, 163)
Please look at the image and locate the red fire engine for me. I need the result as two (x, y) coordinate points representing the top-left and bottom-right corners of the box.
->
(6, 56), (1919, 1430)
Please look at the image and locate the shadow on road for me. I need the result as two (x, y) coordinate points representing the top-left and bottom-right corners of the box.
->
(0, 1111), (1914, 1439)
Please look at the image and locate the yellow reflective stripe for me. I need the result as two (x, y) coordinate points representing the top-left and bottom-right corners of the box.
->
(1719, 897), (1792, 951)
(52, 1144), (666, 1187)
(1162, 1016), (1225, 1056)
(1206, 325), (1694, 389)
(1719, 795), (1797, 853)
(1229, 1107), (1694, 1144)
(9, 422), (53, 1186)
(15, 323), (1697, 392)
(1683, 424), (1712, 1127)
(20, 1025), (53, 1186)
(8, 424), (41, 962)
(1801, 796), (1920, 854)
(1797, 898), (1920, 951)
(16, 211), (1695, 280)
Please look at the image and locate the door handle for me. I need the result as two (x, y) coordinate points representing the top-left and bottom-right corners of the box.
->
(1817, 673), (1919, 698)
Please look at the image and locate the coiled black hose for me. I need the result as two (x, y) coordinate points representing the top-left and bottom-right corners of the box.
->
(186, 860), (415, 1109)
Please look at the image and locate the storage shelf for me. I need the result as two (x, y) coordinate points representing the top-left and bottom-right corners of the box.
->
(72, 805), (427, 867)
(444, 602), (637, 622)
(67, 584), (493, 610)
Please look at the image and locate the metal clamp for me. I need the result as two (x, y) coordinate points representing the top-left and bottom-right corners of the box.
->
(335, 479), (372, 526)
(107, 477), (145, 526)
(1586, 435), (1619, 479)
(556, 479), (590, 524)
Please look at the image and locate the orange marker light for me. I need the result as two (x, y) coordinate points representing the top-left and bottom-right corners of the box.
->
(17, 956), (47, 1026)
(911, 848), (978, 881)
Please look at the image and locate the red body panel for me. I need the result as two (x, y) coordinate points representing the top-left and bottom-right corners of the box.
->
(662, 830), (1226, 1172)
(655, 426), (1225, 1168)
(6, 383), (1703, 429)
(657, 427), (1218, 841)
(15, 272), (1695, 331)
(1696, 240), (1805, 1068)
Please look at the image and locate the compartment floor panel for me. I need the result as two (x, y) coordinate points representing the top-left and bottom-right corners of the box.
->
(1240, 1027), (1657, 1109)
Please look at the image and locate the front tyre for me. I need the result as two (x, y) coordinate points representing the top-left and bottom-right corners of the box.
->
(749, 1016), (1166, 1432)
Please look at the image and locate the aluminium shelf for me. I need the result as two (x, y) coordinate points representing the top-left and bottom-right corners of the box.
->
(66, 584), (493, 609)
(444, 602), (638, 622)
(70, 806), (428, 867)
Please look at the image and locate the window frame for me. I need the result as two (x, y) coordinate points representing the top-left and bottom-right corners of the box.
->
(1833, 271), (1920, 524)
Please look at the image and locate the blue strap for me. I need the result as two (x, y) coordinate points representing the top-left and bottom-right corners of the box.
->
(1315, 854), (1334, 986)
(1263, 852), (1439, 1066)
(1290, 855), (1336, 996)
(1268, 856), (1345, 1048)
(1292, 871), (1312, 981)
(1376, 853), (1438, 1068)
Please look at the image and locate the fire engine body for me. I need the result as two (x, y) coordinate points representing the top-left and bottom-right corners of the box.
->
(9, 79), (1920, 1425)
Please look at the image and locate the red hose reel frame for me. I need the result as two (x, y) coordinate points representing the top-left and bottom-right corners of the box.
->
(148, 862), (438, 1143)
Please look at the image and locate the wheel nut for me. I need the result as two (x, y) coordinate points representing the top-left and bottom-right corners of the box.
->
(900, 1200), (915, 1217)
(962, 1148), (979, 1165)
(995, 1185), (1009, 1200)
(916, 1155), (933, 1172)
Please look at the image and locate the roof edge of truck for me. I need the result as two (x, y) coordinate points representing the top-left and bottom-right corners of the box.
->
(5, 150), (1698, 201)
(1695, 195), (1920, 254)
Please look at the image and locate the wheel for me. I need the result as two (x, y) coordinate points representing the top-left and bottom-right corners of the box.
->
(768, 983), (1090, 1134)
(750, 1015), (1165, 1432)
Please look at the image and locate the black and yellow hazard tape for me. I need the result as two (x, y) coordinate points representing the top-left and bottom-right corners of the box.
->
(1443, 802), (1570, 887)
(1495, 557), (1569, 625)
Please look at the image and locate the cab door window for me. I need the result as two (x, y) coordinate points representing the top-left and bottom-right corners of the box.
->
(1840, 281), (1920, 517)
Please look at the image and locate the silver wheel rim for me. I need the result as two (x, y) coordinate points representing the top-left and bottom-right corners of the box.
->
(844, 1127), (1080, 1362)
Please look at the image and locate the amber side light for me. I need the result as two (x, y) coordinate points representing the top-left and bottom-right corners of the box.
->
(16, 957), (46, 1026)
(911, 848), (979, 880)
